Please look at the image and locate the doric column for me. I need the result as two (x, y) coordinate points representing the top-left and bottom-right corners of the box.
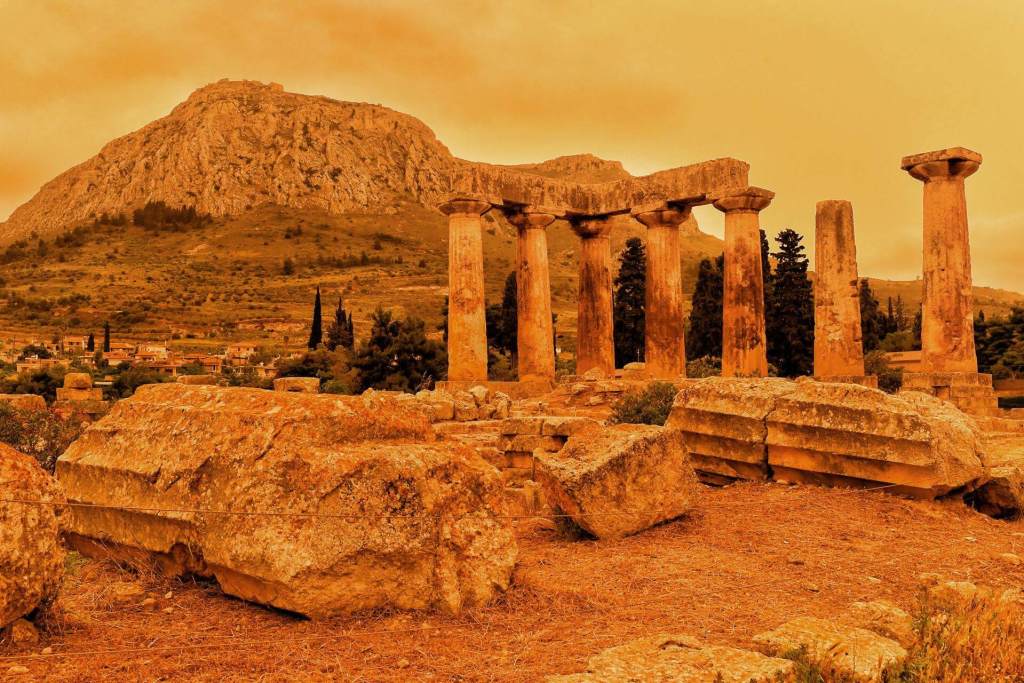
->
(713, 188), (774, 377)
(814, 200), (865, 377)
(506, 207), (560, 381)
(901, 148), (982, 373)
(439, 196), (492, 382)
(569, 216), (615, 376)
(631, 201), (699, 379)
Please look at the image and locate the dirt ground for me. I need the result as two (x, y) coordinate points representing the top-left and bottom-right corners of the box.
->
(4, 482), (1023, 682)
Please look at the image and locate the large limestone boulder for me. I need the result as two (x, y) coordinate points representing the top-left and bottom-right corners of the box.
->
(666, 378), (986, 497)
(547, 634), (795, 682)
(535, 425), (700, 539)
(56, 384), (516, 617)
(1, 444), (66, 629)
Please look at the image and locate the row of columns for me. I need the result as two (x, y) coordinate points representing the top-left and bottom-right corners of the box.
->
(441, 187), (777, 383)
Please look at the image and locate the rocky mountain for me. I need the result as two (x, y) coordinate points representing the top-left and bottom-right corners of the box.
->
(0, 80), (646, 243)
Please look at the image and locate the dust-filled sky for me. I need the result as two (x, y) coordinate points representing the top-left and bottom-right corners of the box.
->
(2, 0), (1023, 290)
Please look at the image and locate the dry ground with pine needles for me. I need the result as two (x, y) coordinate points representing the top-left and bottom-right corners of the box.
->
(3, 482), (1024, 682)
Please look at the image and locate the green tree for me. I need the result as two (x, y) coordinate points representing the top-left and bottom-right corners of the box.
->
(766, 229), (814, 377)
(307, 286), (323, 350)
(687, 255), (723, 360)
(859, 279), (884, 352)
(486, 271), (518, 357)
(325, 297), (355, 351)
(86, 333), (95, 352)
(613, 237), (646, 366)
(353, 308), (446, 392)
(102, 321), (111, 353)
(760, 229), (772, 291)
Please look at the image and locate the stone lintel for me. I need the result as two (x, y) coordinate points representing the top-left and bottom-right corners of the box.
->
(900, 147), (982, 170)
(713, 186), (775, 213)
(630, 192), (707, 218)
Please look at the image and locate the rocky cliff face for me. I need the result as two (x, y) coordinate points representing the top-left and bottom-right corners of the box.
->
(1, 80), (651, 243)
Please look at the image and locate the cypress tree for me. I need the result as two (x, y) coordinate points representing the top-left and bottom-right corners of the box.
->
(686, 255), (724, 360)
(612, 237), (646, 366)
(760, 229), (772, 290)
(307, 286), (323, 350)
(859, 279), (884, 352)
(486, 271), (517, 356)
(103, 321), (111, 353)
(766, 229), (814, 377)
(325, 297), (354, 351)
(86, 333), (95, 352)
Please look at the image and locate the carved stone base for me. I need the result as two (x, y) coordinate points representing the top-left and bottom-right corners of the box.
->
(901, 372), (999, 417)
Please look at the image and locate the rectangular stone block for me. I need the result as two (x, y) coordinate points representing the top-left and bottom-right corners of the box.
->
(540, 417), (600, 437)
(499, 417), (545, 436)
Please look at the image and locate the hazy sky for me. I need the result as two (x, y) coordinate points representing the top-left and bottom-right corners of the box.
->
(2, 0), (1022, 290)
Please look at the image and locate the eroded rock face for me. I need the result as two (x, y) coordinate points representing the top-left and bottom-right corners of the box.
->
(666, 378), (986, 497)
(56, 384), (516, 617)
(0, 444), (66, 628)
(535, 425), (700, 539)
(547, 634), (795, 682)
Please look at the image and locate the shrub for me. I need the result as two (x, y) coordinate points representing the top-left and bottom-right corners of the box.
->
(990, 362), (1014, 381)
(865, 350), (903, 394)
(686, 355), (721, 378)
(609, 382), (678, 426)
(0, 404), (88, 472)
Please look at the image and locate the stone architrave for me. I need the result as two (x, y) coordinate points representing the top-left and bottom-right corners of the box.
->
(631, 197), (703, 379)
(901, 147), (982, 373)
(713, 188), (774, 377)
(814, 200), (866, 378)
(440, 196), (494, 382)
(568, 216), (615, 376)
(506, 207), (560, 381)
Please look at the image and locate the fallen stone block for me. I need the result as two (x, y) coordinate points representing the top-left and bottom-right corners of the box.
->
(0, 394), (47, 412)
(665, 378), (796, 484)
(1, 444), (66, 630)
(63, 372), (93, 390)
(535, 425), (700, 539)
(541, 416), (601, 437)
(839, 600), (915, 648)
(546, 633), (795, 682)
(753, 616), (907, 681)
(767, 382), (985, 497)
(272, 376), (320, 393)
(56, 384), (516, 618)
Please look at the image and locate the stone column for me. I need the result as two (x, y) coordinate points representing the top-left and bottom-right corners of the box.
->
(506, 208), (559, 381)
(632, 203), (694, 379)
(814, 200), (865, 377)
(440, 197), (492, 382)
(901, 148), (982, 373)
(569, 216), (615, 376)
(713, 188), (774, 377)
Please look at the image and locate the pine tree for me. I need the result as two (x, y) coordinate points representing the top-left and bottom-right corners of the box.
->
(486, 272), (518, 356)
(894, 295), (909, 331)
(353, 307), (447, 391)
(325, 297), (355, 351)
(307, 286), (323, 350)
(886, 297), (897, 335)
(859, 279), (884, 352)
(103, 321), (111, 353)
(686, 255), (724, 360)
(613, 237), (646, 366)
(86, 333), (95, 352)
(766, 229), (814, 377)
(912, 306), (923, 348)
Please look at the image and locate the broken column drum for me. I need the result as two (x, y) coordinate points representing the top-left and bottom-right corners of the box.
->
(814, 200), (866, 378)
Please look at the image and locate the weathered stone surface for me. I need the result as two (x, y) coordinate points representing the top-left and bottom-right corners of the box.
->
(535, 425), (700, 539)
(767, 382), (985, 497)
(753, 616), (907, 681)
(814, 200), (865, 377)
(63, 373), (93, 390)
(665, 378), (796, 484)
(0, 394), (46, 411)
(570, 217), (615, 377)
(442, 199), (490, 382)
(506, 210), (557, 381)
(56, 384), (516, 618)
(177, 374), (220, 386)
(547, 633), (795, 682)
(839, 601), (915, 648)
(272, 376), (320, 393)
(0, 444), (66, 629)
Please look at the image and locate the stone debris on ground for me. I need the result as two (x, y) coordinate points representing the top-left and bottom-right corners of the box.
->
(535, 424), (700, 539)
(752, 616), (908, 681)
(0, 443), (66, 631)
(55, 383), (517, 618)
(546, 633), (795, 682)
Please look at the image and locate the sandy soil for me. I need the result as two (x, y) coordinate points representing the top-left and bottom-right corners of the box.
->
(4, 482), (1023, 682)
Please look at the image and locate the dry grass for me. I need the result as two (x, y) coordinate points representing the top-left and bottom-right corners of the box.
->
(2, 482), (1023, 681)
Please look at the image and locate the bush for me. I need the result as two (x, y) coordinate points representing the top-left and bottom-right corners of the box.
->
(991, 362), (1014, 381)
(0, 403), (88, 472)
(865, 350), (903, 394)
(609, 382), (678, 426)
(879, 330), (916, 352)
(686, 355), (721, 378)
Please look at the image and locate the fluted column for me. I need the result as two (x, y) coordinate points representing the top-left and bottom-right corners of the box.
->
(569, 216), (615, 376)
(506, 208), (559, 381)
(440, 197), (492, 382)
(713, 188), (774, 377)
(901, 148), (982, 373)
(631, 203), (693, 378)
(814, 200), (865, 377)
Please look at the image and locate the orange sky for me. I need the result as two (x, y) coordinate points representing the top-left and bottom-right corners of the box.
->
(2, 0), (1023, 291)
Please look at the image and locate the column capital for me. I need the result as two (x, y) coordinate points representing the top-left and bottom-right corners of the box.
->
(901, 147), (981, 182)
(438, 194), (496, 216)
(712, 187), (774, 214)
(503, 205), (564, 231)
(568, 214), (614, 239)
(631, 203), (693, 229)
